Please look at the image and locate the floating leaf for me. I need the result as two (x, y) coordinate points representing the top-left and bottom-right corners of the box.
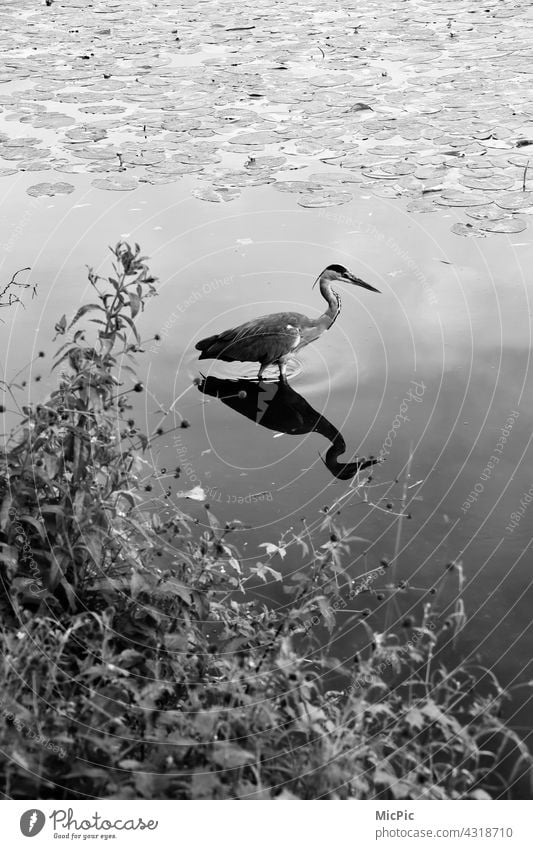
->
(460, 175), (515, 191)
(273, 180), (322, 194)
(495, 191), (533, 210)
(478, 217), (527, 234)
(91, 176), (138, 191)
(26, 181), (75, 197)
(406, 198), (438, 213)
(297, 190), (352, 208)
(450, 222), (486, 238)
(465, 204), (508, 221)
(0, 0), (528, 230)
(436, 192), (490, 207)
(229, 131), (280, 146)
(192, 186), (240, 203)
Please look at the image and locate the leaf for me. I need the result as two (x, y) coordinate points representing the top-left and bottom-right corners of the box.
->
(228, 556), (241, 575)
(460, 175), (514, 191)
(258, 542), (286, 559)
(67, 303), (103, 331)
(205, 506), (222, 537)
(496, 191), (533, 210)
(0, 544), (18, 573)
(297, 190), (352, 208)
(406, 198), (438, 213)
(0, 495), (13, 531)
(317, 596), (335, 632)
(163, 633), (188, 652)
(115, 491), (136, 512)
(374, 768), (396, 787)
(27, 182), (75, 197)
(11, 750), (31, 770)
(98, 332), (114, 357)
(92, 176), (138, 191)
(38, 505), (65, 516)
(465, 204), (507, 221)
(54, 314), (67, 336)
(469, 789), (492, 800)
(129, 292), (141, 319)
(405, 708), (425, 731)
(17, 514), (45, 541)
(120, 313), (141, 346)
(59, 577), (77, 611)
(192, 186), (240, 203)
(421, 701), (446, 724)
(175, 485), (206, 501)
(211, 742), (255, 769)
(164, 578), (193, 605)
(437, 192), (490, 207)
(479, 217), (527, 234)
(191, 771), (221, 799)
(43, 453), (60, 479)
(74, 489), (85, 521)
(130, 570), (153, 599)
(451, 222), (486, 238)
(252, 561), (282, 582)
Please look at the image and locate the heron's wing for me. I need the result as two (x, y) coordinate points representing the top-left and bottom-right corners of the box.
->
(196, 315), (301, 363)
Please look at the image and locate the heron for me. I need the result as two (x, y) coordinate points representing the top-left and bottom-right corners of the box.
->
(195, 264), (380, 380)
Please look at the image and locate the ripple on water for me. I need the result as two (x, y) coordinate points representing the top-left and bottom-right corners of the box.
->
(192, 355), (303, 383)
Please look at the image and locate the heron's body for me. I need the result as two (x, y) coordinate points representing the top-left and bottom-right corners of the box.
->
(195, 265), (379, 379)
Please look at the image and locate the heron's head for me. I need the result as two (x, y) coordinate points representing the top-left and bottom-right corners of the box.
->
(314, 264), (380, 293)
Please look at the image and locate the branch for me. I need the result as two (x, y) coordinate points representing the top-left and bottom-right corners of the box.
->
(0, 268), (36, 311)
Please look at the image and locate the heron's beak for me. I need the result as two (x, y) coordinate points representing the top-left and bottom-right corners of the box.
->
(344, 272), (380, 293)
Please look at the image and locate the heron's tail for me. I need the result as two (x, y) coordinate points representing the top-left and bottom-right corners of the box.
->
(195, 333), (220, 352)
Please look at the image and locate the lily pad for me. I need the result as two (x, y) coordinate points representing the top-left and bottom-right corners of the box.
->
(26, 181), (75, 197)
(91, 176), (138, 191)
(436, 192), (490, 207)
(478, 217), (527, 234)
(297, 190), (352, 208)
(460, 175), (515, 191)
(451, 222), (487, 238)
(465, 204), (508, 221)
(406, 198), (438, 213)
(0, 0), (528, 227)
(229, 131), (280, 146)
(192, 186), (240, 202)
(495, 191), (533, 210)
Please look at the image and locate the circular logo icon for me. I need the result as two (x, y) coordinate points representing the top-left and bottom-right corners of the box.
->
(20, 810), (46, 837)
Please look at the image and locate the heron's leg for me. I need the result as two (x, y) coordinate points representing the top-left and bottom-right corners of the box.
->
(278, 361), (288, 382)
(257, 364), (266, 380)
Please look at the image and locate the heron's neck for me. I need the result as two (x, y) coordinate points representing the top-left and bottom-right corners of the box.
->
(324, 437), (366, 481)
(319, 280), (341, 329)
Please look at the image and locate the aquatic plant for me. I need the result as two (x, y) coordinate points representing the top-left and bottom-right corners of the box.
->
(0, 244), (530, 799)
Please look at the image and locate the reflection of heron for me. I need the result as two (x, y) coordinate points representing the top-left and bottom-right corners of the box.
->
(195, 264), (380, 380)
(198, 375), (378, 481)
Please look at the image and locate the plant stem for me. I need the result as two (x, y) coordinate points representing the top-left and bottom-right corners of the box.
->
(385, 443), (413, 631)
(391, 443), (413, 581)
